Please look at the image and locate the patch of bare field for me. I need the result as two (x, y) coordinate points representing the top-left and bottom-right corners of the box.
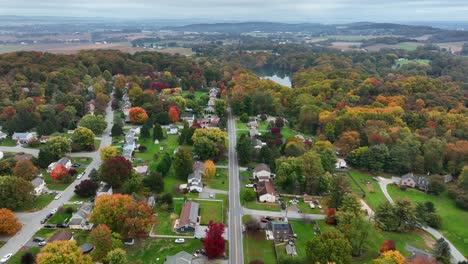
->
(330, 41), (362, 50)
(436, 42), (465, 52)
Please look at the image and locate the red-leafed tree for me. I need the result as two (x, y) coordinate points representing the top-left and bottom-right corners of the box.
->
(2, 106), (16, 121)
(168, 105), (179, 123)
(203, 221), (225, 259)
(100, 156), (132, 188)
(380, 240), (396, 253)
(74, 179), (99, 197)
(129, 107), (149, 124)
(50, 164), (68, 181)
(326, 208), (337, 225)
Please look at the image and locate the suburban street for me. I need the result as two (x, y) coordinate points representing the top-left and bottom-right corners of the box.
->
(227, 107), (244, 264)
(0, 97), (114, 258)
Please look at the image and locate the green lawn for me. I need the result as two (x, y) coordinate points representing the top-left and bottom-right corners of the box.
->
(198, 200), (223, 225)
(397, 42), (420, 51)
(296, 200), (327, 214)
(8, 247), (41, 264)
(153, 200), (184, 235)
(204, 168), (229, 191)
(47, 205), (78, 225)
(127, 238), (203, 264)
(244, 201), (281, 212)
(244, 230), (277, 264)
(17, 194), (55, 212)
(43, 170), (72, 191)
(289, 220), (319, 257)
(388, 185), (468, 256)
(348, 171), (387, 210)
(0, 138), (16, 146)
(69, 194), (91, 202)
(33, 228), (57, 239)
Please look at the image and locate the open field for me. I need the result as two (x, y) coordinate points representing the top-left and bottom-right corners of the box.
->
(347, 170), (387, 210)
(204, 168), (229, 191)
(366, 42), (424, 51)
(330, 41), (361, 51)
(388, 185), (468, 256)
(243, 230), (277, 264)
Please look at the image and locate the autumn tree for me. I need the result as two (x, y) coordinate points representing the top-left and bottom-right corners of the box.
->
(50, 164), (69, 181)
(90, 224), (114, 261)
(100, 146), (118, 161)
(168, 105), (180, 123)
(0, 176), (33, 210)
(13, 160), (39, 181)
(106, 248), (128, 264)
(78, 114), (107, 134)
(328, 173), (350, 208)
(327, 208), (337, 224)
(192, 128), (227, 160)
(2, 106), (16, 121)
(336, 131), (361, 156)
(0, 208), (22, 236)
(72, 127), (95, 151)
(46, 136), (72, 158)
(36, 240), (92, 264)
(74, 179), (99, 197)
(373, 250), (405, 264)
(306, 229), (352, 264)
(100, 156), (132, 188)
(174, 148), (193, 180)
(204, 221), (226, 259)
(380, 240), (396, 253)
(204, 160), (216, 179)
(129, 107), (148, 124)
(91, 194), (157, 237)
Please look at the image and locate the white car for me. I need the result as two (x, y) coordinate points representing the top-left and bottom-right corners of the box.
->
(54, 193), (61, 200)
(317, 204), (323, 209)
(209, 193), (214, 198)
(174, 238), (185, 244)
(0, 254), (12, 263)
(245, 184), (254, 188)
(309, 202), (315, 209)
(74, 201), (83, 205)
(38, 241), (47, 246)
(51, 208), (58, 214)
(77, 172), (85, 179)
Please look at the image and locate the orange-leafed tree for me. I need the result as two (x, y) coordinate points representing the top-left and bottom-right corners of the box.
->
(13, 160), (39, 181)
(375, 250), (405, 264)
(90, 224), (113, 261)
(380, 240), (396, 253)
(336, 131), (361, 155)
(2, 106), (16, 121)
(168, 105), (180, 123)
(129, 107), (149, 124)
(50, 164), (68, 181)
(0, 208), (22, 236)
(204, 160), (216, 179)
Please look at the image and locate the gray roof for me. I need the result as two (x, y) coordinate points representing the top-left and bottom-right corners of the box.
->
(70, 203), (93, 224)
(56, 157), (70, 166)
(179, 201), (199, 227)
(31, 177), (44, 187)
(401, 173), (414, 181)
(254, 163), (271, 173)
(188, 172), (202, 182)
(164, 251), (193, 264)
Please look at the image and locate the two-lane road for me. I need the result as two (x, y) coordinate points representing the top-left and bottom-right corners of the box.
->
(227, 107), (244, 264)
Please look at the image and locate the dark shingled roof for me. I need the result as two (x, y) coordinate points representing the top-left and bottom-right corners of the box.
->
(179, 201), (199, 227)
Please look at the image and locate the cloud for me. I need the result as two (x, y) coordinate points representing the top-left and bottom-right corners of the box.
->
(0, 0), (467, 22)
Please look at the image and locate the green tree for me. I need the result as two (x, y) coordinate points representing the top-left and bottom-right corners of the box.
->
(338, 216), (371, 257)
(328, 174), (350, 208)
(72, 127), (95, 151)
(78, 114), (107, 135)
(140, 123), (151, 139)
(422, 138), (445, 174)
(275, 157), (302, 193)
(90, 224), (114, 261)
(306, 230), (352, 264)
(192, 128), (227, 160)
(236, 134), (253, 165)
(434, 238), (450, 263)
(214, 99), (227, 118)
(0, 176), (33, 210)
(106, 248), (128, 264)
(174, 148), (193, 180)
(122, 174), (143, 194)
(240, 113), (249, 123)
(300, 151), (325, 194)
(156, 153), (172, 176)
(240, 188), (256, 204)
(46, 136), (72, 158)
(153, 124), (164, 141)
(111, 123), (123, 137)
(143, 172), (164, 193)
(37, 146), (58, 168)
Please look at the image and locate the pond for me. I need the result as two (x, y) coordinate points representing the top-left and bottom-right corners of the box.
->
(254, 67), (292, 88)
(260, 74), (292, 88)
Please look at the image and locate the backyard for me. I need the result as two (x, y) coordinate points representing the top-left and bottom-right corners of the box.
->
(347, 170), (388, 210)
(243, 230), (277, 264)
(388, 185), (468, 256)
(204, 168), (228, 191)
(46, 205), (78, 225)
(198, 200), (224, 225)
(127, 238), (203, 264)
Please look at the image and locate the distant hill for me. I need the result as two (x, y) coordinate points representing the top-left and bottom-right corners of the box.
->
(163, 22), (331, 34)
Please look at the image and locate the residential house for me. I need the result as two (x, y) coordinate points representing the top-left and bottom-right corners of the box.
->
(303, 194), (314, 204)
(47, 157), (72, 173)
(175, 201), (199, 233)
(209, 87), (218, 98)
(80, 243), (94, 254)
(123, 130), (137, 161)
(266, 221), (295, 241)
(207, 97), (216, 107)
(39, 135), (51, 144)
(189, 181), (204, 193)
(164, 251), (193, 264)
(180, 112), (195, 126)
(335, 158), (347, 170)
(256, 181), (276, 203)
(96, 182), (113, 197)
(31, 177), (46, 196)
(193, 161), (205, 174)
(147, 196), (155, 208)
(400, 173), (431, 192)
(69, 202), (93, 230)
(204, 106), (215, 114)
(0, 131), (7, 140)
(48, 231), (73, 242)
(416, 176), (430, 192)
(12, 132), (37, 144)
(253, 163), (273, 182)
(197, 117), (220, 128)
(251, 138), (266, 151)
(167, 125), (179, 135)
(247, 119), (258, 128)
(133, 165), (149, 176)
(249, 127), (259, 138)
(400, 173), (417, 188)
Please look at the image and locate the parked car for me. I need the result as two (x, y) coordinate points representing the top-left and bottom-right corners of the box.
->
(209, 193), (214, 198)
(33, 237), (45, 242)
(54, 193), (61, 200)
(77, 172), (85, 179)
(280, 202), (286, 210)
(317, 204), (322, 209)
(245, 184), (254, 188)
(51, 208), (58, 214)
(72, 163), (81, 167)
(56, 223), (68, 228)
(309, 202), (315, 209)
(0, 254), (12, 263)
(73, 201), (83, 205)
(38, 241), (47, 247)
(174, 238), (185, 244)
(260, 218), (269, 223)
(44, 224), (56, 228)
(46, 213), (53, 219)
(40, 218), (47, 224)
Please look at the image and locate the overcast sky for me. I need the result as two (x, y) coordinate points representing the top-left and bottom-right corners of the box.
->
(1, 0), (467, 23)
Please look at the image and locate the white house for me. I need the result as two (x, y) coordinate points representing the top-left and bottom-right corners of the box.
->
(335, 158), (347, 170)
(47, 157), (72, 173)
(253, 163), (273, 182)
(12, 132), (37, 144)
(31, 177), (46, 196)
(180, 113), (195, 126)
(96, 182), (113, 197)
(167, 125), (179, 135)
(189, 181), (203, 193)
(256, 181), (276, 203)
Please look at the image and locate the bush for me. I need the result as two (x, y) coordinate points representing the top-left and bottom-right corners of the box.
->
(399, 185), (407, 191)
(426, 212), (442, 228)
(87, 144), (95, 152)
(138, 145), (147, 152)
(455, 194), (468, 210)
(240, 113), (249, 123)
(161, 193), (173, 205)
(65, 207), (74, 214)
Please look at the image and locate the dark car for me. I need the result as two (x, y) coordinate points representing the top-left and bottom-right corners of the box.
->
(260, 218), (269, 223)
(44, 224), (56, 228)
(167, 207), (175, 212)
(33, 237), (45, 242)
(280, 202), (286, 210)
(72, 163), (81, 167)
(46, 213), (53, 219)
(265, 216), (273, 221)
(56, 223), (68, 228)
(40, 218), (47, 224)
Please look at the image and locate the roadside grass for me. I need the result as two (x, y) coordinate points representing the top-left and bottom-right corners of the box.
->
(198, 200), (223, 225)
(347, 170), (387, 210)
(8, 247), (40, 264)
(17, 194), (55, 212)
(243, 230), (277, 264)
(47, 205), (78, 225)
(296, 200), (326, 214)
(244, 201), (281, 212)
(33, 228), (57, 239)
(126, 238), (203, 264)
(240, 171), (252, 185)
(69, 194), (91, 202)
(216, 159), (228, 166)
(388, 185), (468, 256)
(204, 168), (228, 191)
(0, 138), (16, 146)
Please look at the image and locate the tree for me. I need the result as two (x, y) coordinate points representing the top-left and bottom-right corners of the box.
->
(79, 114), (107, 134)
(380, 240), (396, 253)
(0, 176), (33, 210)
(240, 188), (257, 203)
(128, 84), (143, 104)
(37, 146), (57, 168)
(129, 107), (149, 124)
(168, 105), (180, 123)
(204, 160), (216, 179)
(13, 160), (39, 181)
(328, 174), (350, 208)
(72, 127), (95, 151)
(20, 252), (35, 264)
(91, 194), (157, 237)
(336, 131), (361, 156)
(140, 123), (151, 138)
(143, 172), (164, 193)
(153, 124), (163, 140)
(327, 208), (337, 224)
(0, 208), (21, 236)
(192, 128), (227, 160)
(50, 164), (69, 181)
(154, 112), (170, 125)
(36, 240), (92, 264)
(100, 156), (132, 188)
(240, 113), (249, 123)
(428, 177), (446, 195)
(204, 221), (226, 259)
(74, 179), (99, 197)
(375, 199), (417, 232)
(373, 250), (405, 264)
(111, 123), (123, 137)
(300, 151), (325, 194)
(106, 248), (128, 264)
(174, 148), (193, 180)
(306, 230), (352, 264)
(215, 99), (227, 118)
(339, 193), (362, 216)
(434, 238), (450, 263)
(90, 224), (114, 261)
(100, 146), (118, 161)
(122, 174), (143, 195)
(156, 153), (172, 176)
(46, 136), (72, 158)
(236, 134), (253, 165)
(338, 216), (371, 256)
